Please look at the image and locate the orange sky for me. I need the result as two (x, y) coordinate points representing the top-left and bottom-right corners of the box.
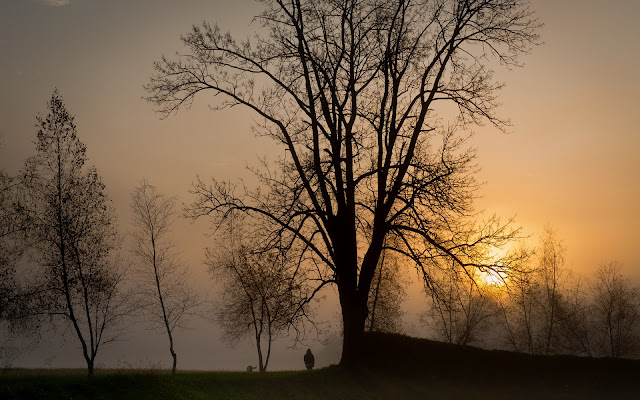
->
(1, 0), (639, 369)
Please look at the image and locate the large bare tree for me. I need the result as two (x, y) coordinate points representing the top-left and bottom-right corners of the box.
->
(147, 0), (538, 365)
(21, 90), (129, 377)
(130, 180), (200, 375)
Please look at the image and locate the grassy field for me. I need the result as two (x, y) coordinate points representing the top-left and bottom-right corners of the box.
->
(2, 333), (640, 399)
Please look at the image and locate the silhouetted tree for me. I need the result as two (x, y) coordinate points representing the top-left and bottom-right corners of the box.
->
(0, 150), (32, 369)
(497, 259), (543, 353)
(537, 225), (566, 355)
(424, 263), (497, 345)
(555, 277), (596, 357)
(208, 218), (313, 372)
(0, 152), (31, 323)
(20, 90), (129, 377)
(130, 180), (201, 375)
(590, 262), (640, 358)
(0, 169), (19, 321)
(147, 0), (538, 365)
(496, 228), (567, 355)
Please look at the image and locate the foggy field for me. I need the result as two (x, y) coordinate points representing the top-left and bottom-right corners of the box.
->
(3, 333), (640, 400)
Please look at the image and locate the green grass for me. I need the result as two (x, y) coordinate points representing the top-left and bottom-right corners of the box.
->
(2, 366), (638, 400)
(3, 333), (640, 399)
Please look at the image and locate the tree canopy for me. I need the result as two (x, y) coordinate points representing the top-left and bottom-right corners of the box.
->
(147, 0), (539, 365)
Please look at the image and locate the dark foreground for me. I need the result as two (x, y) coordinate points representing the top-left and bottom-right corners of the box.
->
(2, 333), (640, 399)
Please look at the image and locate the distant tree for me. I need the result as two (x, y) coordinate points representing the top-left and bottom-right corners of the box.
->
(208, 218), (313, 372)
(0, 169), (20, 321)
(590, 262), (640, 358)
(0, 149), (33, 369)
(0, 151), (31, 323)
(424, 263), (497, 346)
(130, 180), (201, 375)
(20, 90), (129, 377)
(555, 277), (595, 357)
(148, 0), (539, 365)
(497, 260), (542, 353)
(537, 225), (566, 355)
(366, 248), (408, 334)
(497, 228), (566, 355)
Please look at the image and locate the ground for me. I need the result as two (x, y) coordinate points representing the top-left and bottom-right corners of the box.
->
(2, 333), (640, 399)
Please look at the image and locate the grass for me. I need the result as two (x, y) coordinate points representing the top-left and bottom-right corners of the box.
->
(3, 333), (640, 399)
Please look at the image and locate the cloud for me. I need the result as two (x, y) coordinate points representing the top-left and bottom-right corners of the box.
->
(40, 0), (71, 6)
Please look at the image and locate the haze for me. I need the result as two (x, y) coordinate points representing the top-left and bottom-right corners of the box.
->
(1, 0), (638, 370)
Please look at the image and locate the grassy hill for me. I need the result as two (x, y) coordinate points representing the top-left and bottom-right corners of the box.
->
(2, 332), (640, 399)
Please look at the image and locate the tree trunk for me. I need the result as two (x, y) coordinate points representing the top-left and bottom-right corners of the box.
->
(170, 347), (177, 375)
(257, 336), (264, 372)
(87, 358), (94, 378)
(338, 286), (368, 368)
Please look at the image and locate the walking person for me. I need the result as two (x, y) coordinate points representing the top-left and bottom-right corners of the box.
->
(304, 349), (315, 370)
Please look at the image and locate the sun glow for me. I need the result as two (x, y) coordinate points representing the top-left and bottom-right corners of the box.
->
(479, 245), (511, 287)
(480, 269), (506, 287)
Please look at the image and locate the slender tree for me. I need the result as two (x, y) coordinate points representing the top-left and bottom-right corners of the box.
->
(424, 263), (497, 345)
(0, 143), (32, 322)
(147, 0), (539, 365)
(130, 180), (200, 375)
(538, 225), (565, 355)
(496, 228), (566, 354)
(0, 167), (20, 321)
(21, 90), (128, 377)
(555, 276), (595, 357)
(590, 262), (640, 358)
(208, 218), (312, 372)
(496, 261), (541, 353)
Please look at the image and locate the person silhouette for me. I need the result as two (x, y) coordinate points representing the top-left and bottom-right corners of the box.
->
(304, 349), (315, 370)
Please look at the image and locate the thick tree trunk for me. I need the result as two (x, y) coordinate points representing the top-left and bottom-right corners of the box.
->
(338, 286), (368, 368)
(336, 233), (382, 367)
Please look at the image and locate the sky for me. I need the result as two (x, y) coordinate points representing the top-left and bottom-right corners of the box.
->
(1, 0), (639, 370)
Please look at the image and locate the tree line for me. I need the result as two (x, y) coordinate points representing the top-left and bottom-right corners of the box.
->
(2, 88), (639, 378)
(0, 91), (315, 376)
(418, 226), (640, 359)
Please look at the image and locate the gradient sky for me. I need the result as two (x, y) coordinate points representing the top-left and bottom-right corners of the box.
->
(1, 0), (639, 370)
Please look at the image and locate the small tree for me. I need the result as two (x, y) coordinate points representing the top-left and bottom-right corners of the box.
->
(497, 228), (566, 355)
(21, 90), (129, 377)
(209, 218), (312, 372)
(0, 150), (31, 323)
(130, 180), (200, 375)
(0, 157), (30, 369)
(537, 225), (566, 354)
(424, 264), (497, 346)
(555, 277), (595, 357)
(0, 169), (20, 321)
(590, 262), (640, 358)
(497, 261), (543, 353)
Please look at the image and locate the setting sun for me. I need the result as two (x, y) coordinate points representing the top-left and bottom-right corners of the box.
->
(480, 269), (506, 287)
